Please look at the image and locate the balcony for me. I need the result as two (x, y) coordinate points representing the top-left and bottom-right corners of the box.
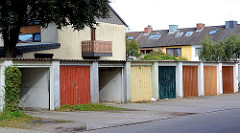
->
(82, 40), (112, 59)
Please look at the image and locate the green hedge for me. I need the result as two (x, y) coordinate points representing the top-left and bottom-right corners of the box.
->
(4, 66), (22, 112)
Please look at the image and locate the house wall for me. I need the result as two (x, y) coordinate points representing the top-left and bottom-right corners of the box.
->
(162, 46), (192, 61)
(41, 23), (58, 42)
(96, 22), (126, 60)
(22, 22), (126, 60)
(191, 45), (202, 61)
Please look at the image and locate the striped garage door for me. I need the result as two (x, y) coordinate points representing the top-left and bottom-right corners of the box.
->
(204, 66), (217, 96)
(60, 66), (90, 105)
(183, 66), (199, 97)
(131, 66), (152, 102)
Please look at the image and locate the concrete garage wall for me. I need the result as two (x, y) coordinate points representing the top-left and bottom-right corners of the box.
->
(99, 68), (122, 103)
(19, 68), (49, 109)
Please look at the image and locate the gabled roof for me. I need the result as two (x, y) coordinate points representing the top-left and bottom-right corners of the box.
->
(97, 4), (128, 27)
(127, 24), (240, 48)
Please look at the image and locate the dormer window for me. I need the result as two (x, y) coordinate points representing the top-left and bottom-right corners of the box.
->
(209, 30), (217, 35)
(176, 32), (183, 37)
(185, 31), (193, 37)
(127, 36), (134, 40)
(150, 34), (160, 39)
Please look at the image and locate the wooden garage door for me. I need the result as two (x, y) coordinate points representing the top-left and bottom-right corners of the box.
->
(60, 66), (90, 105)
(204, 66), (217, 96)
(183, 66), (198, 97)
(131, 66), (152, 102)
(222, 66), (234, 94)
(159, 66), (176, 99)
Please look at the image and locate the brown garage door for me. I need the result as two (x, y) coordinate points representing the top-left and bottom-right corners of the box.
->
(60, 66), (90, 105)
(183, 66), (198, 97)
(204, 66), (217, 96)
(222, 66), (234, 94)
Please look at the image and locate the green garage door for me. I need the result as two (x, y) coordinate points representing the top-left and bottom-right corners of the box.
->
(159, 66), (176, 99)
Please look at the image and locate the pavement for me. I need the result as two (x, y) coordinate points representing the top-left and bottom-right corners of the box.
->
(0, 94), (239, 133)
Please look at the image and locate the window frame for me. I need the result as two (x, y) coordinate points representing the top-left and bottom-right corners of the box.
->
(19, 33), (41, 43)
(166, 48), (182, 57)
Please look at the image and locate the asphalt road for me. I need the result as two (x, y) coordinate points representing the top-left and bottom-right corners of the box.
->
(86, 108), (240, 133)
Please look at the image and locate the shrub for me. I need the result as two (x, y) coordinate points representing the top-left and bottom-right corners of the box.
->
(4, 66), (22, 112)
(141, 50), (188, 61)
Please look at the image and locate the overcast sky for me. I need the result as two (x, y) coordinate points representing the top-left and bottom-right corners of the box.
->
(110, 0), (240, 31)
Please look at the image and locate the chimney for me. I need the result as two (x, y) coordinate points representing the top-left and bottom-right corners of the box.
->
(196, 23), (205, 30)
(225, 21), (238, 29)
(144, 25), (153, 34)
(169, 25), (178, 34)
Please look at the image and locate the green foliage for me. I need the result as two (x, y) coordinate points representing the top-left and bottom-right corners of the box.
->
(200, 34), (240, 61)
(0, 110), (30, 121)
(126, 37), (141, 57)
(4, 66), (22, 112)
(0, 0), (109, 57)
(0, 110), (42, 129)
(55, 104), (127, 112)
(141, 50), (188, 61)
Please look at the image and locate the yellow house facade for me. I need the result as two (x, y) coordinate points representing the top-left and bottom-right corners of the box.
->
(162, 45), (192, 61)
(22, 22), (126, 60)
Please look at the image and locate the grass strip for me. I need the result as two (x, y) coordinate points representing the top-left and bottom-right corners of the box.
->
(55, 103), (127, 112)
(0, 110), (41, 129)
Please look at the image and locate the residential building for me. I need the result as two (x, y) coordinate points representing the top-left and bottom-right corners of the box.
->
(0, 5), (128, 60)
(127, 21), (240, 61)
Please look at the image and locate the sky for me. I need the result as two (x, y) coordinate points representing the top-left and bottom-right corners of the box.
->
(109, 0), (240, 31)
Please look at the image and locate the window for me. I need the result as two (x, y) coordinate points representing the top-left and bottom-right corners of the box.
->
(176, 32), (183, 37)
(195, 48), (201, 56)
(209, 30), (217, 35)
(127, 36), (134, 40)
(19, 34), (33, 42)
(166, 48), (181, 57)
(19, 33), (41, 42)
(185, 31), (193, 37)
(150, 35), (160, 39)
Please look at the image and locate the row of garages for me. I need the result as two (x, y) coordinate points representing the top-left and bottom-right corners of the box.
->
(0, 59), (238, 111)
(130, 62), (238, 102)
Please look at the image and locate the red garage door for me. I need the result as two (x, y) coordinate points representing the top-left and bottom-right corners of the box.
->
(222, 66), (234, 94)
(60, 66), (90, 105)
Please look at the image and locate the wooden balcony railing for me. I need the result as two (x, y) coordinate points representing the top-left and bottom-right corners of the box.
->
(82, 40), (112, 59)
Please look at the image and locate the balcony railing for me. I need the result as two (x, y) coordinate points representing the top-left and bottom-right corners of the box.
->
(82, 40), (112, 59)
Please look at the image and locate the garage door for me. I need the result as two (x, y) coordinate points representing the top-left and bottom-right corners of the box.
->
(60, 66), (90, 105)
(204, 66), (217, 96)
(131, 66), (152, 102)
(159, 66), (176, 99)
(183, 66), (198, 97)
(222, 66), (234, 94)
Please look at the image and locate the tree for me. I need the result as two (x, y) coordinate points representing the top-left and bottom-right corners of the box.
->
(0, 0), (109, 57)
(126, 37), (140, 57)
(199, 34), (240, 61)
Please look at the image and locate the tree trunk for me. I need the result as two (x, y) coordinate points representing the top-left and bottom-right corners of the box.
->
(2, 27), (20, 58)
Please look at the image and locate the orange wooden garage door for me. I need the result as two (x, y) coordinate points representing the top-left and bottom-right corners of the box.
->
(204, 66), (217, 96)
(222, 66), (234, 94)
(183, 66), (198, 97)
(60, 66), (90, 105)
